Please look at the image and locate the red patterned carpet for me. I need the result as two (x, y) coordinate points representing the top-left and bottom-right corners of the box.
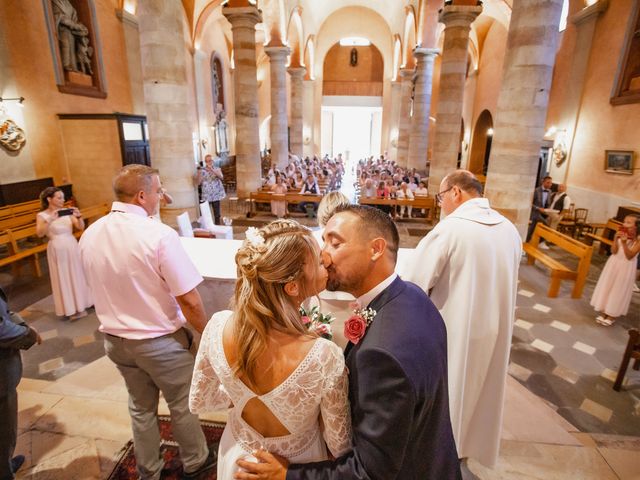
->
(108, 416), (224, 480)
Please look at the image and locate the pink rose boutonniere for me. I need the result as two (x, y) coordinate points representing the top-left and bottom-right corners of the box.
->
(344, 306), (377, 345)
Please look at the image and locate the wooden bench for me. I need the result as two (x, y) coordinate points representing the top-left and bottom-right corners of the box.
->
(0, 203), (110, 277)
(0, 199), (41, 219)
(248, 192), (323, 217)
(584, 218), (621, 255)
(523, 223), (593, 298)
(358, 196), (436, 222)
(0, 225), (47, 277)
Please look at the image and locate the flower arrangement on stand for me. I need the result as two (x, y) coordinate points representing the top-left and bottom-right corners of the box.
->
(299, 305), (335, 340)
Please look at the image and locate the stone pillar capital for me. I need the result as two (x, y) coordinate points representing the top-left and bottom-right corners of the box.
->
(438, 4), (483, 28)
(223, 5), (262, 29)
(571, 0), (608, 27)
(413, 47), (440, 61)
(265, 45), (291, 61)
(398, 68), (415, 80)
(287, 66), (306, 78)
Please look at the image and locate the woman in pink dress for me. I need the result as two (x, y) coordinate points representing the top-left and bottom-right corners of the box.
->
(36, 187), (92, 320)
(591, 215), (640, 326)
(270, 174), (288, 218)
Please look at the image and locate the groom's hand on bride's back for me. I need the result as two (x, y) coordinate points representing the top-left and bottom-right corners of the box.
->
(234, 449), (288, 480)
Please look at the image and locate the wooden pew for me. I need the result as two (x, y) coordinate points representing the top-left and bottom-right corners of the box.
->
(584, 218), (621, 255)
(0, 199), (41, 219)
(0, 212), (39, 232)
(358, 196), (436, 222)
(248, 191), (323, 217)
(0, 225), (46, 277)
(523, 223), (592, 298)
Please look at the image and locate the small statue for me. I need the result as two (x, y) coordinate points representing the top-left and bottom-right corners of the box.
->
(52, 0), (91, 72)
(76, 36), (93, 75)
(350, 47), (358, 67)
(214, 110), (229, 154)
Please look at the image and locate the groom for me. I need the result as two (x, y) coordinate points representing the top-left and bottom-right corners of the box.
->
(236, 205), (461, 479)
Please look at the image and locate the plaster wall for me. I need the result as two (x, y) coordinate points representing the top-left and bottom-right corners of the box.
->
(560, 0), (640, 221)
(0, 0), (134, 185)
(58, 118), (121, 207)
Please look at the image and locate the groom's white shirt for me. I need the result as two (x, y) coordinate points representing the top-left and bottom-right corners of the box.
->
(357, 273), (397, 309)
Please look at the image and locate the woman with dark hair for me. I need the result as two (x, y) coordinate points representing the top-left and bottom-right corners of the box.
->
(35, 187), (92, 320)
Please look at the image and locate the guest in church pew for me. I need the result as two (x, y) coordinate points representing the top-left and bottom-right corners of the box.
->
(270, 174), (288, 219)
(36, 187), (92, 321)
(591, 214), (640, 326)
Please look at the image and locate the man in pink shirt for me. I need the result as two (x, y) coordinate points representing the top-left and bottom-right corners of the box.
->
(79, 165), (215, 480)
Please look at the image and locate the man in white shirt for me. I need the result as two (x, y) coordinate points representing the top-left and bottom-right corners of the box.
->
(545, 183), (572, 231)
(79, 165), (215, 480)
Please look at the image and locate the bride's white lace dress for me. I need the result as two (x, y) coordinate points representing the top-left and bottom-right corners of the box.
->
(190, 311), (352, 479)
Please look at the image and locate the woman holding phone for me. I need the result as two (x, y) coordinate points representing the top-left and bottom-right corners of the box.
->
(36, 187), (92, 320)
(590, 215), (640, 326)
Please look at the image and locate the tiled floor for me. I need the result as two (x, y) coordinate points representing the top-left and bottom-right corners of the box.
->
(2, 207), (639, 479)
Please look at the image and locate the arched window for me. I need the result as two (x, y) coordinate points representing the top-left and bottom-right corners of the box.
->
(210, 54), (225, 112)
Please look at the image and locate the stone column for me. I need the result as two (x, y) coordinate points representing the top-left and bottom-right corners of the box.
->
(223, 5), (262, 198)
(265, 46), (290, 169)
(388, 79), (402, 161)
(137, 0), (199, 223)
(396, 68), (414, 167)
(428, 4), (482, 195)
(407, 48), (438, 173)
(288, 66), (306, 157)
(484, 0), (564, 238)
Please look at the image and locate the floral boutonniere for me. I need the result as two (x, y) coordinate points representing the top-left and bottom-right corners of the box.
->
(344, 304), (377, 345)
(300, 305), (335, 340)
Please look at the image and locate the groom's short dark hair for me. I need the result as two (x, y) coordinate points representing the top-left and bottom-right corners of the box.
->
(335, 205), (399, 261)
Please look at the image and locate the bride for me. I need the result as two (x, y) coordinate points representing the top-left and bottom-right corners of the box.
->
(189, 220), (352, 478)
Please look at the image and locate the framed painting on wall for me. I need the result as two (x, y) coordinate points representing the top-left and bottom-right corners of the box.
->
(604, 150), (635, 174)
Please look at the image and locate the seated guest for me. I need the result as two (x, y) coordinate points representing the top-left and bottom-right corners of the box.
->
(361, 178), (376, 198)
(414, 180), (428, 196)
(299, 174), (319, 214)
(397, 182), (415, 218)
(271, 175), (288, 218)
(546, 183), (571, 231)
(376, 181), (390, 199)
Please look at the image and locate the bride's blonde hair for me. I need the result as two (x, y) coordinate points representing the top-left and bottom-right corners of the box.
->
(233, 219), (319, 386)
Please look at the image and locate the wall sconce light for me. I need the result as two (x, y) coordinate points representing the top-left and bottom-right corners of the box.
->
(303, 136), (311, 145)
(200, 139), (208, 149)
(0, 96), (25, 107)
(487, 128), (494, 136)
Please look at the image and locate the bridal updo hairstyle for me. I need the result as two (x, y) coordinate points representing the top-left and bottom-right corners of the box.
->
(233, 219), (320, 385)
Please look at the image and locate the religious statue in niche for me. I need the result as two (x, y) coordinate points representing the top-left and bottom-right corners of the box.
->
(0, 106), (27, 153)
(350, 47), (358, 67)
(52, 0), (92, 73)
(214, 109), (229, 155)
(211, 56), (226, 111)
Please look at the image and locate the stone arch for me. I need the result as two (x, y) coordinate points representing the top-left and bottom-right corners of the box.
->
(286, 6), (304, 67)
(304, 35), (315, 79)
(392, 34), (402, 81)
(468, 109), (494, 176)
(192, 0), (225, 48)
(402, 6), (417, 68)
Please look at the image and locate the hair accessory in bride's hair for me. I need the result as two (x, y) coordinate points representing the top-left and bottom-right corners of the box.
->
(245, 227), (265, 247)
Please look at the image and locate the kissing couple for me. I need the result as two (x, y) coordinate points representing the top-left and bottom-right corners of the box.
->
(189, 205), (461, 479)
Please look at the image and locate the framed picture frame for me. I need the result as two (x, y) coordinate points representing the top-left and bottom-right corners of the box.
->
(604, 150), (635, 174)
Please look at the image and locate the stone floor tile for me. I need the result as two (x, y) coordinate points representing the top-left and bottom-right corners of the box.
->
(514, 318), (534, 330)
(32, 396), (131, 443)
(467, 442), (618, 480)
(38, 329), (58, 341)
(571, 432), (598, 447)
(17, 391), (63, 431)
(18, 378), (53, 393)
(550, 320), (571, 332)
(72, 334), (95, 348)
(532, 339), (554, 353)
(596, 447), (640, 480)
(533, 303), (552, 313)
(95, 439), (125, 480)
(550, 347), (605, 376)
(573, 341), (597, 355)
(37, 357), (63, 375)
(580, 398), (613, 423)
(17, 439), (102, 480)
(30, 431), (87, 464)
(508, 363), (533, 382)
(518, 289), (535, 298)
(552, 365), (579, 385)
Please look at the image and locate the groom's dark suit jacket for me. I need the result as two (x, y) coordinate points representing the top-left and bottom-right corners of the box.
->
(287, 277), (461, 480)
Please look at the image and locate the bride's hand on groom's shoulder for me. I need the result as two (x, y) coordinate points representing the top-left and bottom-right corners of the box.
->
(234, 449), (288, 480)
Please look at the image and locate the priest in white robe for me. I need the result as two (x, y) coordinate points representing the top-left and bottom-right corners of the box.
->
(400, 170), (521, 468)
